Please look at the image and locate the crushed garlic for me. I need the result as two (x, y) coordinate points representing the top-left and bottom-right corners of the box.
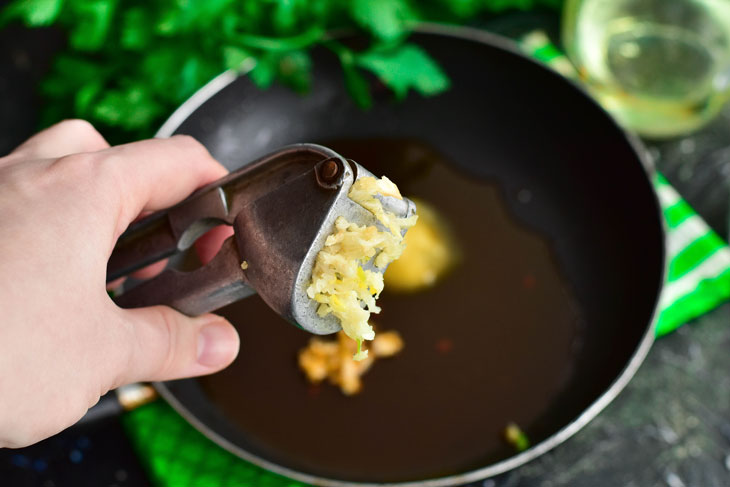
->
(298, 329), (404, 395)
(306, 176), (416, 360)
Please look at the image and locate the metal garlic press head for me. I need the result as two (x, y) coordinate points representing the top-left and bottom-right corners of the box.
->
(108, 143), (416, 335)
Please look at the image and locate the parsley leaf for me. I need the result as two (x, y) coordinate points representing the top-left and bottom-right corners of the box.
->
(343, 62), (373, 110)
(356, 43), (450, 99)
(0, 0), (63, 27)
(93, 86), (164, 130)
(327, 41), (373, 109)
(250, 51), (280, 89)
(223, 46), (255, 72)
(350, 0), (415, 42)
(67, 0), (117, 51)
(120, 7), (152, 50)
(278, 50), (312, 93)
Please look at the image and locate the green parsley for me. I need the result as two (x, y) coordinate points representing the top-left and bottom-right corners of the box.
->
(1, 0), (560, 142)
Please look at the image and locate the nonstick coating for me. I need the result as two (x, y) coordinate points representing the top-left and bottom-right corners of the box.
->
(155, 26), (665, 486)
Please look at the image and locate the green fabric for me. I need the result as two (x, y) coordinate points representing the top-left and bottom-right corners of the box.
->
(122, 401), (306, 487)
(667, 233), (724, 281)
(652, 175), (730, 336)
(122, 28), (730, 487)
(664, 200), (696, 228)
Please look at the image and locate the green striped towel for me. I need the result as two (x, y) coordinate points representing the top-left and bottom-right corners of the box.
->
(520, 31), (730, 337)
(653, 175), (730, 335)
(120, 30), (730, 487)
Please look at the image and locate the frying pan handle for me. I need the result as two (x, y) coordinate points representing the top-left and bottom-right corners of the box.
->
(114, 237), (255, 316)
(76, 383), (158, 427)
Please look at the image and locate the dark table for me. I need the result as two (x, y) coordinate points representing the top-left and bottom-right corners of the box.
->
(1, 12), (729, 487)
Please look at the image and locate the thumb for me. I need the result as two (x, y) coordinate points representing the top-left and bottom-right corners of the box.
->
(118, 306), (240, 384)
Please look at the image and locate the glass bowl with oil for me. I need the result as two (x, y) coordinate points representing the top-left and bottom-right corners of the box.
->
(563, 0), (730, 138)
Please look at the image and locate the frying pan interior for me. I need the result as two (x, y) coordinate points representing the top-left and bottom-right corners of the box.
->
(159, 27), (664, 484)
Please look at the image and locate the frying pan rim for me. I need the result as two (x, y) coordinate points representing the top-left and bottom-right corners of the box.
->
(152, 22), (667, 487)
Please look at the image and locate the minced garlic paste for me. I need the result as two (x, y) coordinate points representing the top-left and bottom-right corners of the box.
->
(306, 176), (417, 360)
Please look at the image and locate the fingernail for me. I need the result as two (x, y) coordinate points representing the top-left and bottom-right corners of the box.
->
(197, 320), (238, 367)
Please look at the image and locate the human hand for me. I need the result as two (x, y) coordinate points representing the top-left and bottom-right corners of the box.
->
(0, 120), (240, 448)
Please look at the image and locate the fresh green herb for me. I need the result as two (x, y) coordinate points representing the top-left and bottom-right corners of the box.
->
(326, 40), (374, 109)
(357, 44), (450, 99)
(1, 0), (561, 142)
(350, 0), (413, 42)
(504, 422), (530, 452)
(0, 0), (63, 27)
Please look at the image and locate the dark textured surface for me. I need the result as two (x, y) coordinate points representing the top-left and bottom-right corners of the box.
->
(648, 114), (730, 240)
(1, 15), (729, 487)
(0, 407), (152, 487)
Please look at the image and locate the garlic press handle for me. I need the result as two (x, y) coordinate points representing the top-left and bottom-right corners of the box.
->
(107, 186), (230, 282)
(114, 237), (254, 316)
(107, 143), (338, 283)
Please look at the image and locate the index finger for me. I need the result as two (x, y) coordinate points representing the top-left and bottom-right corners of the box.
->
(101, 135), (228, 239)
(2, 119), (109, 166)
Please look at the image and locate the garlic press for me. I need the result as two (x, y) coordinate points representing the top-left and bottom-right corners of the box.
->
(108, 143), (416, 335)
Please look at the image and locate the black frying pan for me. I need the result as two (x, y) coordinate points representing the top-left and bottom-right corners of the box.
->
(151, 24), (665, 486)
